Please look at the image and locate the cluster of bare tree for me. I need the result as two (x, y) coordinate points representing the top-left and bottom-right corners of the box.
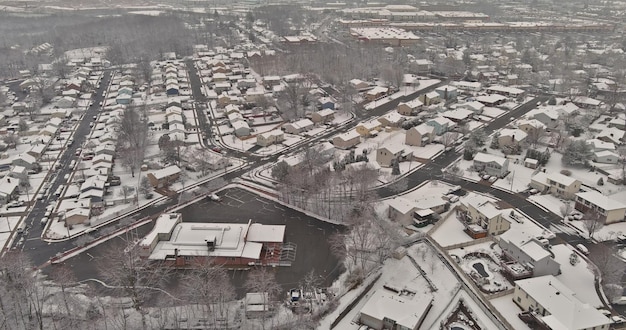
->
(272, 146), (380, 222)
(116, 105), (149, 178)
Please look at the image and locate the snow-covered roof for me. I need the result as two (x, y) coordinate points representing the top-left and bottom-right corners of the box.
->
(335, 130), (360, 141)
(359, 286), (431, 330)
(476, 94), (507, 104)
(473, 152), (507, 167)
(400, 98), (423, 109)
(576, 190), (626, 211)
(441, 108), (473, 121)
(515, 275), (611, 330)
(258, 129), (283, 139)
(498, 128), (528, 141)
(586, 138), (615, 151)
(246, 223), (286, 243)
(316, 108), (335, 117)
(386, 197), (416, 214)
(378, 110), (403, 124)
(150, 165), (181, 180)
(518, 119), (546, 130)
(486, 85), (525, 95)
(412, 123), (434, 136)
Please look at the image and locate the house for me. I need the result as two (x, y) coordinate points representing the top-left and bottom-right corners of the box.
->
(359, 285), (432, 330)
(452, 81), (482, 92)
(473, 152), (509, 177)
(332, 131), (361, 149)
(9, 165), (28, 183)
(147, 165), (181, 188)
(349, 78), (370, 91)
(232, 121), (251, 137)
(530, 172), (581, 199)
(376, 145), (412, 167)
(311, 108), (335, 123)
(396, 99), (423, 116)
(524, 158), (539, 169)
(262, 76), (281, 89)
(56, 96), (75, 108)
(138, 216), (286, 267)
(64, 208), (90, 226)
(498, 128), (528, 148)
(12, 153), (37, 170)
(486, 85), (525, 98)
(418, 91), (441, 106)
(513, 275), (611, 330)
(317, 97), (335, 110)
(116, 94), (132, 105)
(575, 190), (626, 224)
(475, 94), (507, 106)
(27, 144), (46, 160)
(441, 108), (473, 123)
(365, 86), (389, 102)
(596, 127), (625, 145)
(461, 101), (485, 114)
(405, 124), (434, 147)
(518, 119), (546, 137)
(256, 130), (284, 147)
(435, 85), (458, 100)
(594, 150), (619, 164)
(0, 177), (19, 205)
(377, 110), (404, 127)
(460, 194), (511, 237)
(498, 231), (560, 277)
(224, 104), (240, 115)
(356, 120), (383, 137)
(413, 59), (433, 73)
(531, 109), (559, 129)
(586, 139), (615, 152)
(283, 119), (313, 135)
(426, 117), (454, 135)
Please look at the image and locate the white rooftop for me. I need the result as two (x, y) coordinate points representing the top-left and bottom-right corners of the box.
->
(360, 286), (431, 330)
(576, 190), (626, 211)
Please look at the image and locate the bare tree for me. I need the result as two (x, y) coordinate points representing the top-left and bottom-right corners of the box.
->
(118, 185), (135, 204)
(117, 106), (149, 177)
(278, 81), (310, 120)
(98, 241), (171, 330)
(590, 243), (626, 303)
(48, 264), (81, 328)
(441, 131), (459, 148)
(559, 203), (573, 219)
(582, 210), (604, 239)
(244, 268), (281, 330)
(181, 259), (235, 328)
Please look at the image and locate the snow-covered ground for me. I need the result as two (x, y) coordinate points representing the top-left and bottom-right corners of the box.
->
(363, 79), (441, 110)
(430, 211), (474, 248)
(490, 295), (532, 330)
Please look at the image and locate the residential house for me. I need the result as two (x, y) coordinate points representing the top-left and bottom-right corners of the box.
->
(460, 194), (511, 237)
(256, 130), (285, 147)
(418, 91), (441, 106)
(486, 85), (525, 98)
(530, 172), (581, 199)
(518, 119), (546, 137)
(498, 231), (560, 277)
(594, 150), (619, 164)
(376, 145), (412, 167)
(396, 99), (423, 116)
(332, 131), (361, 149)
(377, 110), (404, 127)
(473, 152), (509, 177)
(64, 208), (90, 226)
(359, 285), (432, 330)
(462, 101), (485, 114)
(426, 117), (454, 135)
(232, 121), (251, 137)
(575, 190), (626, 224)
(283, 119), (314, 135)
(365, 86), (389, 102)
(9, 166), (28, 184)
(586, 139), (615, 152)
(596, 127), (625, 145)
(513, 275), (611, 330)
(349, 78), (370, 91)
(311, 108), (335, 123)
(405, 124), (434, 147)
(317, 97), (335, 110)
(498, 128), (528, 148)
(435, 85), (458, 100)
(441, 108), (473, 123)
(12, 153), (37, 170)
(356, 120), (383, 137)
(531, 108), (559, 129)
(475, 94), (507, 106)
(0, 177), (19, 204)
(147, 165), (181, 189)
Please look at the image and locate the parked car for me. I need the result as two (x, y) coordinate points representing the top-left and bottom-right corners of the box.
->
(488, 176), (498, 183)
(209, 193), (221, 202)
(576, 244), (589, 255)
(482, 174), (491, 180)
(541, 230), (556, 240)
(6, 201), (24, 208)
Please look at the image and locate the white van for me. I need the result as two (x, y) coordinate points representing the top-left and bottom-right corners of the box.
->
(576, 244), (589, 255)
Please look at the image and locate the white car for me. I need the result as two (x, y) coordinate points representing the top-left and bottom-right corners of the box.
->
(209, 194), (221, 202)
(611, 315), (626, 324)
(571, 212), (583, 220)
(541, 230), (556, 240)
(488, 176), (498, 183)
(482, 174), (491, 180)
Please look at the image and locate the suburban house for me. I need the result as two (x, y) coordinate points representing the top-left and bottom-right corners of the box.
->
(419, 91), (441, 106)
(498, 230), (560, 277)
(377, 110), (404, 127)
(311, 108), (335, 123)
(11, 153), (38, 170)
(530, 172), (581, 199)
(426, 117), (454, 135)
(441, 108), (473, 123)
(497, 128), (528, 148)
(283, 119), (314, 135)
(64, 208), (91, 226)
(459, 194), (511, 238)
(0, 177), (19, 205)
(365, 86), (389, 101)
(356, 120), (383, 137)
(147, 165), (181, 189)
(472, 152), (509, 177)
(359, 284), (432, 330)
(317, 97), (335, 110)
(332, 131), (361, 150)
(435, 85), (458, 100)
(575, 190), (626, 224)
(531, 109), (559, 129)
(405, 124), (434, 147)
(232, 120), (251, 137)
(256, 130), (285, 147)
(594, 150), (619, 164)
(138, 215), (287, 267)
(376, 145), (413, 167)
(396, 99), (423, 116)
(475, 94), (506, 106)
(596, 127), (625, 145)
(586, 139), (615, 152)
(517, 119), (546, 137)
(349, 78), (370, 91)
(513, 275), (611, 330)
